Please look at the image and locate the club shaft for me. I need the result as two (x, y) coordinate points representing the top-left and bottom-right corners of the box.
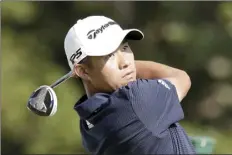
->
(50, 71), (73, 88)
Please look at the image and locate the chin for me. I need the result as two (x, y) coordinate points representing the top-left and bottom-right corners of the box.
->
(114, 78), (136, 90)
(114, 83), (126, 90)
(123, 79), (135, 86)
(128, 76), (136, 82)
(131, 77), (137, 82)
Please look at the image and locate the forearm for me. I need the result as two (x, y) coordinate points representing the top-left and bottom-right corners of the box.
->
(135, 60), (186, 79)
(135, 60), (191, 101)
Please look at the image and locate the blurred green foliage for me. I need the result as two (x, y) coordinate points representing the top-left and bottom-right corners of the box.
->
(2, 1), (232, 154)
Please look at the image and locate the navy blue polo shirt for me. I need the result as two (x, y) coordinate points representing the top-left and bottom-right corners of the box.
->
(74, 79), (196, 155)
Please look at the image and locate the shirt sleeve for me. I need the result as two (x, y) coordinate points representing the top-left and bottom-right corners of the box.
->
(128, 79), (184, 136)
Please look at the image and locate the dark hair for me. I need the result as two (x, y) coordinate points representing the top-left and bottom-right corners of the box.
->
(79, 56), (92, 68)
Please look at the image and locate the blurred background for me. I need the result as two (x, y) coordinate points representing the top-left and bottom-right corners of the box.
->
(2, 1), (232, 154)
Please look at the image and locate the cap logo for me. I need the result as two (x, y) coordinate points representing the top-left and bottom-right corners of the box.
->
(70, 48), (82, 64)
(87, 21), (117, 39)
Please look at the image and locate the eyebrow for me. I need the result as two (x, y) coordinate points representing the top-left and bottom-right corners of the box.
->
(104, 40), (128, 58)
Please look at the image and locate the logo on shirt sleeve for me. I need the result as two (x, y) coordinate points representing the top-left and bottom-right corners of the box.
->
(158, 79), (171, 90)
(86, 120), (94, 129)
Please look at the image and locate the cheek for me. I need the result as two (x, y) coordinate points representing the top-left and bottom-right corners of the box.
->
(125, 53), (135, 66)
(100, 63), (122, 88)
(91, 59), (118, 80)
(89, 61), (118, 82)
(101, 58), (119, 74)
(102, 61), (120, 79)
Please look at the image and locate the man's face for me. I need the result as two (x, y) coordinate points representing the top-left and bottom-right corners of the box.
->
(85, 41), (136, 93)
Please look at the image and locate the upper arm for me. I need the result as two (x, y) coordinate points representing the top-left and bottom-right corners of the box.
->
(165, 71), (191, 102)
(129, 79), (184, 136)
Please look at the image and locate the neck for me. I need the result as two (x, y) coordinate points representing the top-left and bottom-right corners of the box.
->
(82, 81), (98, 98)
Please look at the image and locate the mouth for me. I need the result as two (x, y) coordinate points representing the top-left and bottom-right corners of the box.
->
(122, 70), (134, 79)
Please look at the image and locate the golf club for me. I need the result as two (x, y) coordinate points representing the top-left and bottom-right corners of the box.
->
(27, 71), (73, 116)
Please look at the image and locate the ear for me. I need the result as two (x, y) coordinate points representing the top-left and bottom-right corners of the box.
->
(73, 64), (90, 81)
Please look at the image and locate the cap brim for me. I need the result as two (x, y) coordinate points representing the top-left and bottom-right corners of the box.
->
(123, 29), (144, 41)
(86, 29), (144, 57)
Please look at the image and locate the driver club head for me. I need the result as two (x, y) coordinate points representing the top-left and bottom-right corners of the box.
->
(27, 85), (57, 116)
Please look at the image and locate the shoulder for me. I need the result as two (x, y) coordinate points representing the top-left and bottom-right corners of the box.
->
(125, 79), (175, 92)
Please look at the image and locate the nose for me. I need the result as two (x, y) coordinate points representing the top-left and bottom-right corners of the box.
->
(118, 52), (130, 70)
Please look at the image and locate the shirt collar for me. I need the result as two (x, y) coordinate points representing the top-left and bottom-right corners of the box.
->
(74, 93), (111, 119)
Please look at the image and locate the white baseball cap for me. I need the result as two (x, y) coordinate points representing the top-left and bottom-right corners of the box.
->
(64, 15), (144, 69)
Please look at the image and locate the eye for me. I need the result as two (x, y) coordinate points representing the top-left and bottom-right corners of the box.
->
(122, 45), (128, 51)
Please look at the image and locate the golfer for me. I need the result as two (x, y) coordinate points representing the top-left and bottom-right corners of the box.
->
(64, 15), (196, 154)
